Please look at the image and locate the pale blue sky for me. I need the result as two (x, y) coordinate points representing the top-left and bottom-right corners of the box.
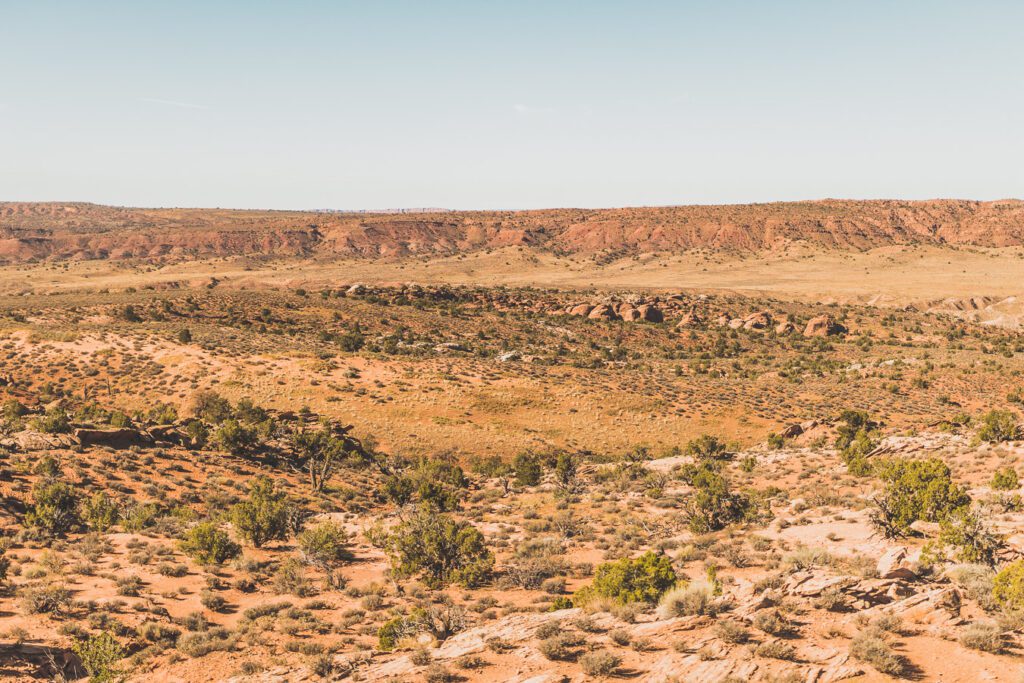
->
(1, 1), (1021, 210)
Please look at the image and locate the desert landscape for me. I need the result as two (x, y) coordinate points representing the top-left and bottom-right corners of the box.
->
(0, 200), (1023, 682)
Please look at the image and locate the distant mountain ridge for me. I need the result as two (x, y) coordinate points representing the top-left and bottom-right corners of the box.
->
(1, 199), (1022, 263)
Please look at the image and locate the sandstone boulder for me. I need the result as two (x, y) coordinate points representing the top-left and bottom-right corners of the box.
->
(637, 304), (664, 323)
(742, 310), (773, 330)
(568, 303), (593, 317)
(803, 314), (848, 337)
(75, 427), (153, 449)
(588, 304), (618, 321)
(877, 547), (916, 580)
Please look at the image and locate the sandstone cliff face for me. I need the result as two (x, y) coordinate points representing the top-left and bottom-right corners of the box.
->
(1, 198), (1022, 263)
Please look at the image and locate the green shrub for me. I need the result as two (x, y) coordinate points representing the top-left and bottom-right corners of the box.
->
(977, 410), (1018, 444)
(581, 552), (676, 605)
(991, 466), (1019, 491)
(513, 452), (543, 487)
(685, 434), (728, 461)
(869, 457), (970, 538)
(31, 406), (71, 434)
(214, 419), (259, 455)
(684, 467), (752, 533)
(83, 492), (119, 532)
(298, 521), (352, 580)
(192, 390), (233, 424)
(231, 476), (290, 548)
(72, 631), (124, 682)
(385, 509), (493, 588)
(992, 559), (1024, 610)
(25, 480), (81, 536)
(179, 522), (240, 565)
(923, 509), (1004, 567)
(835, 410), (878, 476)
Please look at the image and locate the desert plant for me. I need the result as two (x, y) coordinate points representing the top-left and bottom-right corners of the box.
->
(179, 522), (240, 565)
(991, 466), (1019, 491)
(977, 410), (1018, 444)
(959, 621), (1004, 653)
(385, 508), (493, 588)
(25, 479), (81, 536)
(83, 491), (119, 532)
(849, 632), (906, 676)
(298, 521), (352, 586)
(993, 559), (1024, 610)
(231, 476), (290, 548)
(73, 631), (124, 682)
(869, 457), (970, 538)
(578, 551), (676, 605)
(580, 650), (621, 677)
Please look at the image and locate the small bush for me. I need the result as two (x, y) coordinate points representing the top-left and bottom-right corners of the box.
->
(755, 640), (796, 660)
(959, 621), (1004, 653)
(580, 650), (621, 677)
(73, 631), (124, 682)
(657, 582), (718, 617)
(977, 410), (1018, 444)
(25, 480), (81, 536)
(991, 466), (1019, 491)
(849, 632), (905, 676)
(580, 552), (676, 605)
(179, 522), (240, 566)
(870, 457), (970, 538)
(384, 509), (493, 588)
(231, 476), (290, 548)
(537, 633), (584, 661)
(992, 559), (1024, 610)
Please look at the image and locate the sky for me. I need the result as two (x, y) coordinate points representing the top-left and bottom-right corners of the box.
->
(1, 1), (1022, 210)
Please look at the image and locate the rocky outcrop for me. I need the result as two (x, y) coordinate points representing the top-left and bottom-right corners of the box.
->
(804, 315), (848, 337)
(7, 199), (1024, 264)
(877, 547), (917, 580)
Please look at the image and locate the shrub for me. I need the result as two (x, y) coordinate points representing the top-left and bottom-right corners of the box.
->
(685, 434), (728, 461)
(684, 468), (752, 533)
(20, 584), (72, 614)
(298, 521), (352, 583)
(959, 621), (1004, 653)
(835, 410), (877, 475)
(385, 509), (493, 588)
(177, 627), (235, 657)
(538, 633), (584, 661)
(192, 390), (233, 424)
(231, 477), (290, 548)
(32, 406), (71, 434)
(977, 410), (1018, 444)
(992, 559), (1024, 610)
(83, 491), (119, 532)
(580, 650), (621, 677)
(755, 640), (796, 660)
(213, 419), (259, 455)
(179, 522), (240, 565)
(513, 452), (543, 487)
(991, 466), (1019, 491)
(272, 558), (314, 597)
(869, 457), (970, 537)
(73, 631), (124, 682)
(849, 632), (906, 676)
(581, 552), (676, 605)
(657, 581), (718, 617)
(25, 480), (81, 536)
(924, 509), (1004, 567)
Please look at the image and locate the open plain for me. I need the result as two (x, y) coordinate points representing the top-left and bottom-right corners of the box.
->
(1, 201), (1024, 682)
